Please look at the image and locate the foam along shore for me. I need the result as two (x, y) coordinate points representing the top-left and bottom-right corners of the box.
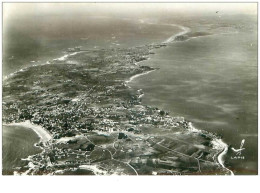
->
(4, 120), (52, 142)
(53, 51), (81, 61)
(162, 24), (190, 44)
(187, 122), (234, 175)
(3, 52), (80, 81)
(125, 69), (155, 84)
(212, 138), (234, 175)
(139, 20), (190, 44)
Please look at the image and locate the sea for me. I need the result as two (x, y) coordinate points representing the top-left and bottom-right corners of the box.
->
(2, 14), (257, 175)
(129, 20), (258, 174)
(2, 125), (42, 175)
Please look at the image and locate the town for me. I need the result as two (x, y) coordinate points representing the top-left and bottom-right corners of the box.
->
(3, 43), (228, 175)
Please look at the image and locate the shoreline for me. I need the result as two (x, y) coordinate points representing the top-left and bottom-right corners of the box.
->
(53, 51), (82, 61)
(3, 21), (234, 175)
(188, 122), (233, 175)
(4, 120), (52, 143)
(125, 59), (233, 175)
(124, 23), (233, 175)
(3, 51), (84, 81)
(213, 138), (234, 175)
(163, 24), (191, 43)
(125, 69), (155, 85)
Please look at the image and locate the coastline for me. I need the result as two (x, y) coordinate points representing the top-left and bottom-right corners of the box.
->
(125, 68), (155, 85)
(4, 121), (52, 143)
(53, 51), (83, 61)
(126, 57), (233, 175)
(188, 122), (233, 175)
(124, 24), (233, 175)
(2, 21), (234, 175)
(3, 51), (84, 81)
(163, 24), (191, 43)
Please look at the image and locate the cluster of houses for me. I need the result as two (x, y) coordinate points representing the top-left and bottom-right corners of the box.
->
(3, 43), (214, 175)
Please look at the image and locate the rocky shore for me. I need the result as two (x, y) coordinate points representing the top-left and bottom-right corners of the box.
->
(3, 43), (231, 175)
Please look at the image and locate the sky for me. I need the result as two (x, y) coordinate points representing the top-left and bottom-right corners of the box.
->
(3, 3), (257, 20)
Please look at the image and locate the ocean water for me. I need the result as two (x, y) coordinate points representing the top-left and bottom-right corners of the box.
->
(3, 16), (180, 77)
(129, 30), (257, 174)
(2, 125), (42, 175)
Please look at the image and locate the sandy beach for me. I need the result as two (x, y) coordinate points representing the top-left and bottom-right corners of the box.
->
(4, 121), (52, 142)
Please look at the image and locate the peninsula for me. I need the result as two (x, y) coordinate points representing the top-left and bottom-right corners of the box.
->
(3, 43), (231, 175)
